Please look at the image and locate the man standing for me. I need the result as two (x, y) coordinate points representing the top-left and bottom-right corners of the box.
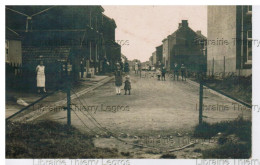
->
(124, 61), (130, 74)
(161, 67), (166, 81)
(180, 64), (187, 81)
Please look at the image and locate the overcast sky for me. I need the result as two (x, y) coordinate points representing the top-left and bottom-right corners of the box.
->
(103, 6), (207, 62)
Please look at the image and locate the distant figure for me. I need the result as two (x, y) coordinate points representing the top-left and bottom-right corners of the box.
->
(114, 64), (123, 95)
(124, 61), (130, 73)
(138, 63), (141, 73)
(161, 67), (166, 81)
(124, 75), (131, 95)
(173, 63), (179, 81)
(156, 68), (161, 80)
(134, 62), (138, 74)
(80, 60), (84, 78)
(36, 61), (46, 93)
(180, 64), (187, 81)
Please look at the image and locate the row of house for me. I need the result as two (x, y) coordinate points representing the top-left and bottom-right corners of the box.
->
(6, 6), (121, 90)
(150, 6), (252, 77)
(150, 20), (207, 73)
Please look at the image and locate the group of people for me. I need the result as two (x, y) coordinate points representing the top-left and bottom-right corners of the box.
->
(156, 67), (167, 81)
(155, 63), (187, 81)
(114, 63), (131, 95)
(174, 63), (187, 81)
(36, 60), (132, 96)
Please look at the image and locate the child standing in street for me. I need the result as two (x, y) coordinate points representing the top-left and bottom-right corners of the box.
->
(156, 69), (161, 80)
(124, 75), (131, 95)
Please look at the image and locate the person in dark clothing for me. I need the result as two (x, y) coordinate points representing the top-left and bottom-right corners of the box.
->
(161, 67), (166, 81)
(124, 75), (131, 95)
(124, 62), (130, 73)
(180, 64), (187, 81)
(80, 60), (84, 78)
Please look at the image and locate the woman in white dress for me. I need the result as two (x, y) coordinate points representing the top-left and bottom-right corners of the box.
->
(36, 61), (46, 93)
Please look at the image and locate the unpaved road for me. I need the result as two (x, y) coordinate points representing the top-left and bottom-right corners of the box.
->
(44, 72), (251, 158)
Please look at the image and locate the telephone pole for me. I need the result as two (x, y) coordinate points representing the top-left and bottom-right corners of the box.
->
(199, 63), (204, 125)
(199, 80), (203, 125)
(66, 62), (71, 126)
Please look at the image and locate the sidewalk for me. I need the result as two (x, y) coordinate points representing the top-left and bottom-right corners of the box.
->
(6, 75), (112, 121)
(6, 90), (49, 119)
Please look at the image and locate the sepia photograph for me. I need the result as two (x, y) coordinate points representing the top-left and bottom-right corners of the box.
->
(5, 5), (254, 161)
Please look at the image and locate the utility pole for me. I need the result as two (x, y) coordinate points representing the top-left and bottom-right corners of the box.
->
(199, 80), (203, 125)
(199, 64), (204, 125)
(66, 62), (71, 126)
(223, 56), (226, 78)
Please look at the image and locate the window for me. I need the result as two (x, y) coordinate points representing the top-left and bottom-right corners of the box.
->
(96, 44), (99, 61)
(248, 6), (252, 12)
(89, 11), (92, 27)
(247, 30), (252, 62)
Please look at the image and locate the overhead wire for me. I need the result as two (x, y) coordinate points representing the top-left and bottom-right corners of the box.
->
(70, 88), (170, 150)
(70, 105), (99, 135)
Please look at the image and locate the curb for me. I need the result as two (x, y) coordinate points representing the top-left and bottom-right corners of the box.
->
(11, 76), (113, 123)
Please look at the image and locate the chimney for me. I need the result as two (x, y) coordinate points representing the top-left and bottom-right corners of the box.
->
(181, 20), (188, 27)
(178, 23), (182, 28)
(196, 30), (202, 35)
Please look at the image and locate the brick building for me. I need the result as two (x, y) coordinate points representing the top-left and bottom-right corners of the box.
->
(161, 20), (206, 72)
(156, 45), (163, 68)
(6, 6), (121, 90)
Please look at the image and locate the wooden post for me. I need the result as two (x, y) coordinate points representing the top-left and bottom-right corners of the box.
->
(95, 43), (97, 74)
(223, 56), (226, 78)
(199, 66), (204, 125)
(67, 85), (71, 126)
(199, 81), (203, 125)
(212, 57), (214, 77)
(66, 62), (71, 126)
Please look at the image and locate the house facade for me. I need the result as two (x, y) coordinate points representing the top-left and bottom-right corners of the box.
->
(162, 20), (206, 72)
(207, 6), (252, 77)
(156, 45), (163, 68)
(6, 6), (121, 90)
(162, 37), (169, 69)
